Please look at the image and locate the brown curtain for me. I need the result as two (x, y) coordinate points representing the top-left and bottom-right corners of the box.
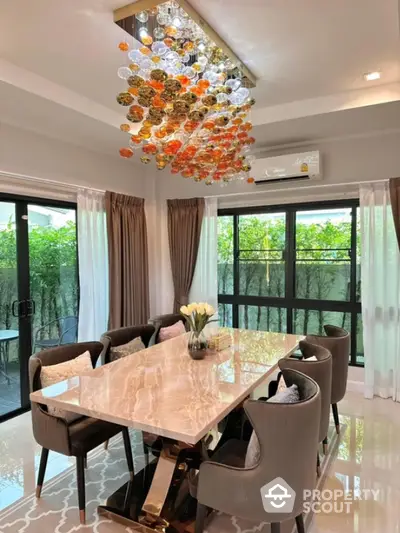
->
(167, 198), (205, 312)
(105, 191), (149, 328)
(389, 178), (400, 249)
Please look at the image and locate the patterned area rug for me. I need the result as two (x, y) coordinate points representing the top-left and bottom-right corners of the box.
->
(0, 427), (341, 533)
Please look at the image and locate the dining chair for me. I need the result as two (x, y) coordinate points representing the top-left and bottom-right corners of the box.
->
(148, 313), (188, 345)
(100, 324), (155, 454)
(306, 325), (350, 434)
(195, 369), (321, 533)
(29, 342), (134, 525)
(100, 324), (155, 364)
(34, 316), (78, 351)
(278, 340), (332, 471)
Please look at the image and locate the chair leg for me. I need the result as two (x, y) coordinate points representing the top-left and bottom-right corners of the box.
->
(76, 456), (86, 525)
(295, 514), (305, 533)
(84, 454), (88, 469)
(332, 403), (340, 434)
(323, 436), (328, 455)
(195, 502), (208, 533)
(316, 452), (321, 477)
(104, 439), (109, 450)
(271, 523), (280, 533)
(36, 448), (49, 498)
(122, 427), (134, 480)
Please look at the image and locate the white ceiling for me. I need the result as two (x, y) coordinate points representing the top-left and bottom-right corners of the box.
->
(1, 0), (400, 156)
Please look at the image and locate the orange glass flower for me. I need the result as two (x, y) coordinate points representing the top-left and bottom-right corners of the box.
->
(164, 38), (174, 47)
(130, 135), (142, 144)
(140, 46), (151, 56)
(247, 177), (255, 184)
(143, 143), (158, 154)
(118, 42), (129, 52)
(120, 124), (131, 132)
(164, 140), (183, 155)
(165, 25), (178, 36)
(119, 147), (133, 158)
(197, 79), (210, 90)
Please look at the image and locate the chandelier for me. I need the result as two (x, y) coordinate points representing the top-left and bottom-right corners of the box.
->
(115, 0), (257, 185)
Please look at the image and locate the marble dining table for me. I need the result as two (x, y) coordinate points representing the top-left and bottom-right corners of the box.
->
(30, 328), (303, 532)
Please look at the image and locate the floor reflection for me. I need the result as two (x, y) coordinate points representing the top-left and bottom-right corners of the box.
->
(311, 392), (400, 533)
(0, 393), (400, 533)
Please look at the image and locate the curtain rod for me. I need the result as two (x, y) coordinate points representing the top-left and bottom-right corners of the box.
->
(0, 171), (105, 193)
(204, 178), (390, 199)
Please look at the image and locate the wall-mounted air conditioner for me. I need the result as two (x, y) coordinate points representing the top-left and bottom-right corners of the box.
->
(253, 151), (321, 185)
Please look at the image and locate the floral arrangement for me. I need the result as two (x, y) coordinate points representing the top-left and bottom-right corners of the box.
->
(180, 302), (216, 335)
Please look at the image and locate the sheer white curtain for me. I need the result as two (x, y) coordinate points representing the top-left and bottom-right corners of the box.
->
(77, 189), (109, 341)
(189, 197), (218, 314)
(360, 182), (400, 400)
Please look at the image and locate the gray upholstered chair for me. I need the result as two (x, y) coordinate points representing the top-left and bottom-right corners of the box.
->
(306, 325), (350, 434)
(29, 342), (134, 525)
(195, 369), (321, 533)
(148, 313), (188, 345)
(279, 340), (332, 468)
(100, 324), (155, 365)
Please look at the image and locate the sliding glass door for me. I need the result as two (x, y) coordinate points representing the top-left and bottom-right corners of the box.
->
(218, 200), (363, 366)
(0, 196), (79, 421)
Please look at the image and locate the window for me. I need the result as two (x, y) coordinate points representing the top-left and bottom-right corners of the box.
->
(218, 200), (362, 366)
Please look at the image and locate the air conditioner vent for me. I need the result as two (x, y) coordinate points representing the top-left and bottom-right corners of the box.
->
(252, 151), (321, 184)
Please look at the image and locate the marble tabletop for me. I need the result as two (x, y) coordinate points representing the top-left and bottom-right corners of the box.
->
(30, 329), (303, 444)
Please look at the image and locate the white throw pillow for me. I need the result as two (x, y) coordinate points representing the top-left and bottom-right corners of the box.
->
(40, 351), (93, 423)
(110, 336), (145, 361)
(158, 321), (186, 342)
(245, 384), (300, 468)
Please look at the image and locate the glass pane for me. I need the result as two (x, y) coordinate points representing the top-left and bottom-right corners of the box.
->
(218, 303), (232, 328)
(293, 309), (351, 337)
(238, 213), (285, 297)
(239, 305), (286, 333)
(296, 208), (352, 300)
(28, 205), (79, 352)
(217, 216), (234, 295)
(356, 313), (364, 364)
(0, 202), (21, 416)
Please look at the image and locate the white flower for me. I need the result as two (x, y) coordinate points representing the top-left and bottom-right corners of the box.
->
(180, 305), (189, 315)
(204, 304), (215, 316)
(196, 303), (206, 315)
(187, 303), (197, 314)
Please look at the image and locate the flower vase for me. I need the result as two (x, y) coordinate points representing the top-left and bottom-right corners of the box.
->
(188, 329), (208, 360)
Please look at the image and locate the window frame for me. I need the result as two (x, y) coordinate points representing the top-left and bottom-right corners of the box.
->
(218, 198), (362, 366)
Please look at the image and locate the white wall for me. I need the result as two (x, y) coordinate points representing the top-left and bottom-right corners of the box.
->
(155, 132), (400, 207)
(0, 123), (151, 199)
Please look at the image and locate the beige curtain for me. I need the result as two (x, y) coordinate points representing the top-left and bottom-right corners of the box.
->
(167, 198), (205, 312)
(105, 191), (149, 328)
(389, 177), (400, 249)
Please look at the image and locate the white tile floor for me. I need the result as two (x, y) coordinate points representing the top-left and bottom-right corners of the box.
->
(0, 392), (399, 532)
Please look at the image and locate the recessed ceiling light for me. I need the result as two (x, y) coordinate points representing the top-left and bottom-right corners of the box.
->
(364, 71), (381, 81)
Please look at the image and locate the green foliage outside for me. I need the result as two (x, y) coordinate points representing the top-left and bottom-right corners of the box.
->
(217, 214), (363, 358)
(0, 220), (78, 361)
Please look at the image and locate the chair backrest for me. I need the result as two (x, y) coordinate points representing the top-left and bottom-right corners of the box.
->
(148, 313), (188, 344)
(198, 369), (320, 523)
(306, 324), (350, 404)
(29, 341), (103, 393)
(278, 340), (332, 443)
(100, 324), (155, 364)
(60, 316), (78, 344)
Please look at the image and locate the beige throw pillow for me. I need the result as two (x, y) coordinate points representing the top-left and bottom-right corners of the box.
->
(40, 351), (93, 423)
(158, 321), (186, 342)
(109, 336), (146, 361)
